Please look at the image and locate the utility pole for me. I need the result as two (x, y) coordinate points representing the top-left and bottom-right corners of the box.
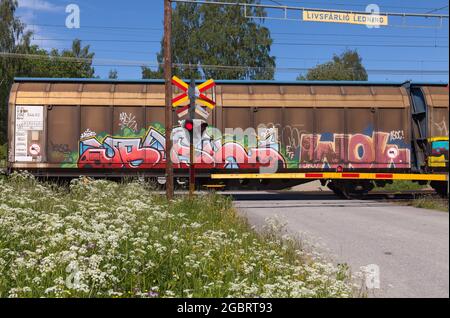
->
(164, 0), (174, 200)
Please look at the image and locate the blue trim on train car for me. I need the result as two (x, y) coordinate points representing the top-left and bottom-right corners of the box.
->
(13, 77), (448, 86)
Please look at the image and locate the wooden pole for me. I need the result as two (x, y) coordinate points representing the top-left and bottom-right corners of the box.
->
(164, 0), (174, 200)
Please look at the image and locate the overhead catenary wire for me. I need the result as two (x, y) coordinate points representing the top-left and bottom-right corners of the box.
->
(263, 0), (450, 12)
(31, 37), (449, 48)
(31, 46), (450, 64)
(171, 0), (450, 19)
(1, 52), (448, 75)
(27, 25), (449, 41)
(426, 5), (449, 14)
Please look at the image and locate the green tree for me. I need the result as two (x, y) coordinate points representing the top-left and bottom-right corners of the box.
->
(108, 69), (118, 79)
(21, 39), (95, 78)
(141, 66), (162, 79)
(0, 0), (32, 144)
(1, 0), (96, 143)
(297, 50), (368, 81)
(143, 1), (275, 80)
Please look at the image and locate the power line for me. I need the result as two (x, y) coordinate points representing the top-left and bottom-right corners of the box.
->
(263, 0), (449, 12)
(1, 52), (448, 75)
(31, 37), (449, 48)
(274, 42), (448, 48)
(28, 23), (449, 38)
(276, 56), (449, 63)
(268, 0), (284, 5)
(426, 5), (449, 14)
(271, 32), (448, 40)
(27, 23), (163, 31)
(28, 25), (448, 40)
(33, 38), (161, 44)
(172, 0), (450, 18)
(31, 46), (449, 64)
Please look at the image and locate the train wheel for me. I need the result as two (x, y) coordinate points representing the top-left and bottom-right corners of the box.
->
(327, 180), (374, 199)
(430, 181), (448, 197)
(327, 181), (350, 199)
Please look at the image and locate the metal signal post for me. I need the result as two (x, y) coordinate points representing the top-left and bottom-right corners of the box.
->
(164, 0), (174, 200)
(172, 76), (217, 198)
(188, 79), (196, 197)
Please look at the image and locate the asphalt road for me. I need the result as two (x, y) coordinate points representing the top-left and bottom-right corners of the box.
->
(231, 191), (449, 298)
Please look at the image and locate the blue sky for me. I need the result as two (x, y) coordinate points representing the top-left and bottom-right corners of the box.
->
(16, 0), (449, 82)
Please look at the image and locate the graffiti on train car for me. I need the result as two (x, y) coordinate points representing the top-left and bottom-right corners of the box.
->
(431, 141), (449, 157)
(429, 139), (449, 167)
(70, 123), (412, 170)
(77, 125), (286, 170)
(299, 132), (411, 168)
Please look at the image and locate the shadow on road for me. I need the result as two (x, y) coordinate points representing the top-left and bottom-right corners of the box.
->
(224, 191), (422, 202)
(225, 191), (339, 201)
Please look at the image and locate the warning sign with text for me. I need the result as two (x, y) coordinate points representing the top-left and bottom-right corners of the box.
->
(303, 10), (388, 26)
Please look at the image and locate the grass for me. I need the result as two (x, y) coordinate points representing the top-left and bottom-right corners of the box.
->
(409, 195), (449, 212)
(0, 143), (6, 169)
(0, 172), (352, 298)
(375, 180), (427, 192)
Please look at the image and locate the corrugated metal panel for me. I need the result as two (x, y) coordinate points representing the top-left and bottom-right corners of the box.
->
(13, 81), (414, 109)
(81, 106), (112, 136)
(47, 106), (79, 163)
(423, 86), (449, 108)
(421, 86), (449, 138)
(220, 85), (409, 108)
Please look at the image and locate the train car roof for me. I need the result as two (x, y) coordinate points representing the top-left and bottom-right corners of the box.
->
(14, 77), (448, 86)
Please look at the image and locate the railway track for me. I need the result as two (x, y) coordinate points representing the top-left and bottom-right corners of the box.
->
(284, 189), (446, 200)
(361, 189), (443, 200)
(220, 189), (448, 202)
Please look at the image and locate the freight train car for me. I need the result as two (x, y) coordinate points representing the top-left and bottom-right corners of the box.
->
(6, 78), (449, 196)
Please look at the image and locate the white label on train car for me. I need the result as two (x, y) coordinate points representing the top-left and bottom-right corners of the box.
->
(387, 147), (399, 159)
(15, 106), (44, 162)
(29, 144), (41, 156)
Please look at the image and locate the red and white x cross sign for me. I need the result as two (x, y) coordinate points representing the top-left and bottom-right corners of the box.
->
(171, 76), (216, 109)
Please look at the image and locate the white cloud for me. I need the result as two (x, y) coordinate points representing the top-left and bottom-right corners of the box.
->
(17, 0), (63, 12)
(18, 9), (36, 25)
(16, 2), (65, 50)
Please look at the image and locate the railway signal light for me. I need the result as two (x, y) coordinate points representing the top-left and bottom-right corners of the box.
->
(200, 122), (208, 138)
(184, 119), (194, 132)
(183, 119), (194, 140)
(172, 77), (216, 199)
(183, 120), (208, 142)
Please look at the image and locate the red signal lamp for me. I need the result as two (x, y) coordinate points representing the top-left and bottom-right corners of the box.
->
(184, 119), (194, 132)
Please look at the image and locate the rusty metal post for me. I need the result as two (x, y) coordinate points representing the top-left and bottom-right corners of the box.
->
(164, 0), (174, 200)
(189, 133), (195, 197)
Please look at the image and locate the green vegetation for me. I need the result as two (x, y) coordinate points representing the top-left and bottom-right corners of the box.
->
(108, 69), (118, 79)
(0, 173), (352, 298)
(142, 0), (275, 80)
(19, 40), (95, 78)
(376, 180), (427, 192)
(409, 195), (449, 212)
(0, 0), (95, 144)
(297, 50), (368, 81)
(0, 143), (6, 168)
